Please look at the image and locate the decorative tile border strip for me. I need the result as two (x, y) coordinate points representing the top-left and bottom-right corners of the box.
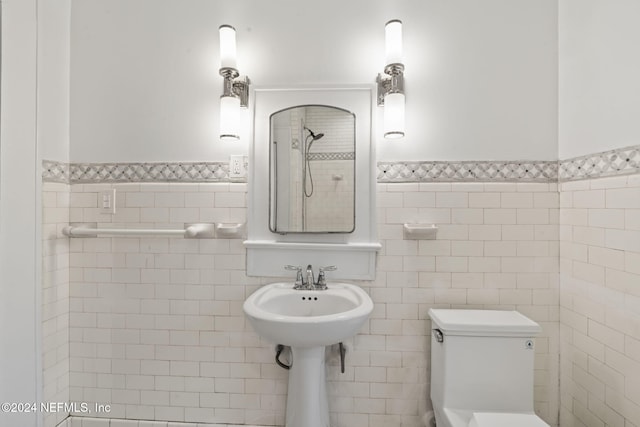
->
(43, 145), (639, 184)
(377, 160), (558, 182)
(43, 161), (234, 183)
(559, 144), (640, 181)
(42, 160), (71, 183)
(308, 152), (355, 161)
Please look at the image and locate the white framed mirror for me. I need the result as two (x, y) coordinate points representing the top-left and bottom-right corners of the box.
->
(245, 86), (380, 280)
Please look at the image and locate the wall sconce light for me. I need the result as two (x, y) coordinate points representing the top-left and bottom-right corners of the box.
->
(219, 25), (250, 141)
(377, 19), (405, 139)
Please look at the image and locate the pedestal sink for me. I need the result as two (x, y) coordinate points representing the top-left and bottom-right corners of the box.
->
(243, 282), (373, 427)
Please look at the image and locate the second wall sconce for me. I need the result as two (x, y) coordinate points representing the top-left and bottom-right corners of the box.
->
(377, 19), (405, 139)
(219, 25), (250, 141)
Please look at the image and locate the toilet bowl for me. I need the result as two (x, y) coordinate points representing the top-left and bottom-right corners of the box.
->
(428, 309), (550, 427)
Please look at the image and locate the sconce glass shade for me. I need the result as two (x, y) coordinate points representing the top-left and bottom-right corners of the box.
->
(220, 95), (241, 141)
(385, 20), (403, 66)
(383, 92), (405, 139)
(219, 25), (237, 70)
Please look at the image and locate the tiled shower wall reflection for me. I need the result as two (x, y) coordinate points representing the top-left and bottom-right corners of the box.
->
(559, 174), (640, 427)
(65, 181), (560, 427)
(305, 159), (354, 232)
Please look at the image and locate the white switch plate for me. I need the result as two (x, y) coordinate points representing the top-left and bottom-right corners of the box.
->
(99, 189), (116, 214)
(229, 155), (247, 179)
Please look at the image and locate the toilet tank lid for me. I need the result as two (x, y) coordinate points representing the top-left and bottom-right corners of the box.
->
(428, 309), (541, 337)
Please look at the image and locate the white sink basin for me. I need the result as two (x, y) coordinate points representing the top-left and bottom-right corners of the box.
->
(244, 281), (373, 427)
(243, 282), (373, 348)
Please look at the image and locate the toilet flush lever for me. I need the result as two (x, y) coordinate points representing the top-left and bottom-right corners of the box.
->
(433, 329), (444, 343)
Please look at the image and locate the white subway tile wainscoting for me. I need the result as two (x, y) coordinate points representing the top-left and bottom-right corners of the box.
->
(43, 181), (71, 427)
(40, 145), (639, 427)
(40, 180), (559, 427)
(58, 418), (271, 427)
(559, 174), (640, 427)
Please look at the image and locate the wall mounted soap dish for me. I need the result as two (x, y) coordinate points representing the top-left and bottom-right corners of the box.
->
(216, 222), (246, 239)
(403, 223), (438, 240)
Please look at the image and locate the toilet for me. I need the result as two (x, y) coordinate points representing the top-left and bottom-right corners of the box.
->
(428, 309), (550, 427)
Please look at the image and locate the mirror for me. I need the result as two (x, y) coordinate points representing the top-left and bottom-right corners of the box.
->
(269, 105), (355, 233)
(247, 87), (379, 280)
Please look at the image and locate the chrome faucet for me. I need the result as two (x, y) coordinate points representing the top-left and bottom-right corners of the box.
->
(316, 265), (337, 290)
(305, 265), (315, 290)
(284, 265), (305, 289)
(284, 265), (337, 290)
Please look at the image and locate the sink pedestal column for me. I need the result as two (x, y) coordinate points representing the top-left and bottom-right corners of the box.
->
(285, 346), (330, 427)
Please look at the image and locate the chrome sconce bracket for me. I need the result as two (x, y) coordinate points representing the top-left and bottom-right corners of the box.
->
(219, 67), (250, 108)
(376, 63), (405, 106)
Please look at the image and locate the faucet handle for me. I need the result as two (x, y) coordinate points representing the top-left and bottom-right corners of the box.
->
(316, 266), (337, 290)
(284, 265), (304, 289)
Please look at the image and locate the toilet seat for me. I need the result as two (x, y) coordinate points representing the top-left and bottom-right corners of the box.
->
(468, 412), (549, 427)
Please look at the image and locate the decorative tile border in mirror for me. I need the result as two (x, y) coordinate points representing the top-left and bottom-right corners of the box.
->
(308, 152), (355, 161)
(42, 145), (639, 184)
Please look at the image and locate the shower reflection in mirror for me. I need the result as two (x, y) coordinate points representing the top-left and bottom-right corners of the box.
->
(269, 105), (355, 234)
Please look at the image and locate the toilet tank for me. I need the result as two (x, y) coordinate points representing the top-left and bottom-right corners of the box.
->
(429, 309), (541, 414)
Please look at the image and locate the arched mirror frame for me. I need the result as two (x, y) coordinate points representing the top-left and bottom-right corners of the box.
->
(245, 87), (380, 280)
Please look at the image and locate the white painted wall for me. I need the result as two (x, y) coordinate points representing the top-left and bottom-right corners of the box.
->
(70, 0), (558, 163)
(559, 0), (640, 159)
(38, 0), (71, 162)
(0, 1), (40, 426)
